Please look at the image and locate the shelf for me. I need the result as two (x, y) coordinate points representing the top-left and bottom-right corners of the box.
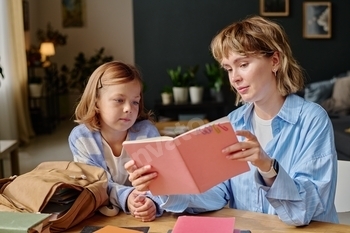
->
(28, 64), (60, 134)
(153, 101), (228, 121)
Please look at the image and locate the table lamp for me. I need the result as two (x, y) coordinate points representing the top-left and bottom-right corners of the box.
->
(39, 42), (55, 67)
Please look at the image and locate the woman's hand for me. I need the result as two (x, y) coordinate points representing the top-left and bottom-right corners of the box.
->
(222, 130), (272, 172)
(124, 160), (158, 191)
(127, 189), (157, 222)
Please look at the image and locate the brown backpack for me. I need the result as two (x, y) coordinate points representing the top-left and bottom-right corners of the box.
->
(0, 161), (109, 232)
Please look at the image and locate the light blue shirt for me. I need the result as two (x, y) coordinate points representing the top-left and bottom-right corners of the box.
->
(68, 120), (164, 216)
(159, 94), (338, 226)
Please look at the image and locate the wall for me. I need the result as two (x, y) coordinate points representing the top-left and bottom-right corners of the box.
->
(133, 0), (350, 110)
(27, 0), (350, 112)
(27, 0), (134, 70)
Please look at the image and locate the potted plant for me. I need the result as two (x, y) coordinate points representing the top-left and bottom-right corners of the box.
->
(37, 23), (68, 46)
(61, 47), (113, 93)
(185, 65), (204, 104)
(161, 85), (173, 105)
(205, 62), (225, 102)
(58, 48), (113, 118)
(167, 66), (190, 104)
(28, 76), (43, 97)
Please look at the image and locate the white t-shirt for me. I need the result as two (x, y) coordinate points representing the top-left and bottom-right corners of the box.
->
(251, 111), (273, 149)
(102, 137), (131, 185)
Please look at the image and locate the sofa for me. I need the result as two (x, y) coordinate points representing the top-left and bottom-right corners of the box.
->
(303, 72), (350, 161)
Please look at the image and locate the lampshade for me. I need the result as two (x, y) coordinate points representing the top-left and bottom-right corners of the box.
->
(39, 42), (55, 56)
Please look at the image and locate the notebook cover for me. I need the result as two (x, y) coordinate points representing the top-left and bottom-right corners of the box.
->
(80, 226), (149, 233)
(0, 212), (51, 233)
(168, 229), (251, 233)
(172, 216), (235, 233)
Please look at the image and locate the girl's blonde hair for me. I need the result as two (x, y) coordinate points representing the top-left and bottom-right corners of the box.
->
(210, 15), (305, 104)
(74, 61), (154, 131)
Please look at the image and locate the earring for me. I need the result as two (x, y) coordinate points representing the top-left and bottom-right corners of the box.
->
(273, 69), (277, 77)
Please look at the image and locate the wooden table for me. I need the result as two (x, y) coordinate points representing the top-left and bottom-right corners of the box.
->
(0, 140), (19, 178)
(66, 208), (350, 233)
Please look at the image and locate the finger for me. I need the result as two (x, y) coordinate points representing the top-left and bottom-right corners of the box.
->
(134, 195), (146, 203)
(128, 165), (154, 182)
(132, 190), (147, 196)
(134, 198), (154, 213)
(131, 173), (158, 191)
(124, 160), (137, 172)
(132, 180), (153, 192)
(236, 130), (257, 141)
(128, 204), (136, 216)
(134, 203), (150, 213)
(134, 206), (156, 218)
(141, 209), (157, 221)
(225, 148), (253, 160)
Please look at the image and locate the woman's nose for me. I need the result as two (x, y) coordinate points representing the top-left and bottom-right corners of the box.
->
(229, 70), (240, 83)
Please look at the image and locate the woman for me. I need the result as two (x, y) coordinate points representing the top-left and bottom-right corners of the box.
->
(125, 15), (338, 226)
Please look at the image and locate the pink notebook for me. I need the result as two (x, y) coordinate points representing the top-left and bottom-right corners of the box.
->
(172, 216), (235, 233)
(123, 117), (250, 195)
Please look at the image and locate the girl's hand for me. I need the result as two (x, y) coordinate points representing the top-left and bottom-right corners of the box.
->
(222, 130), (272, 172)
(127, 189), (147, 214)
(124, 160), (158, 191)
(133, 195), (157, 222)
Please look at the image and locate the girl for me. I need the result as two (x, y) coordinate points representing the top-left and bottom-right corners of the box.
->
(68, 61), (163, 222)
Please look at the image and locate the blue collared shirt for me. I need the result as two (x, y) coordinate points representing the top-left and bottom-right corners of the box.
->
(68, 120), (164, 216)
(160, 94), (338, 226)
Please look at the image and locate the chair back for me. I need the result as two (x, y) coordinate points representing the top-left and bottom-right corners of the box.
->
(335, 160), (350, 212)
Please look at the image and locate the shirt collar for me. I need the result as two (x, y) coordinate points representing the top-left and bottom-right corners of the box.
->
(235, 94), (303, 125)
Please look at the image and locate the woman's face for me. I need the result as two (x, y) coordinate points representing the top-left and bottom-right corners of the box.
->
(221, 51), (278, 104)
(96, 79), (141, 134)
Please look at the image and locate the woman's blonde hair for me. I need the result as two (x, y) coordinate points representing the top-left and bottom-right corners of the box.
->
(74, 61), (154, 131)
(210, 15), (305, 104)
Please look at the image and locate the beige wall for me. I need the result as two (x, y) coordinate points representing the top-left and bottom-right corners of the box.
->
(27, 0), (134, 70)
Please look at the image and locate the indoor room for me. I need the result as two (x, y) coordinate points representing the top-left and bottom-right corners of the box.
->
(0, 0), (349, 232)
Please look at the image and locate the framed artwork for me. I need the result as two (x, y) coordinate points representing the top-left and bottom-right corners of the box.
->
(260, 0), (289, 17)
(303, 2), (332, 39)
(61, 0), (84, 28)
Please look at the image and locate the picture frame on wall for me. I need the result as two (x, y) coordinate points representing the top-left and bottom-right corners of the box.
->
(260, 0), (289, 17)
(61, 0), (84, 28)
(303, 2), (332, 39)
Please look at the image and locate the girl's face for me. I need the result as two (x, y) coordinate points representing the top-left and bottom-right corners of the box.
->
(222, 51), (278, 104)
(97, 79), (141, 134)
